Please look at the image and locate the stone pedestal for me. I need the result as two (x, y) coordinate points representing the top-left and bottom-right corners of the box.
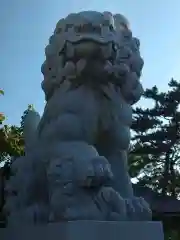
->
(1, 221), (164, 240)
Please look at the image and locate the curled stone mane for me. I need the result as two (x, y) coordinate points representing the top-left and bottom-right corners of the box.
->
(41, 11), (144, 103)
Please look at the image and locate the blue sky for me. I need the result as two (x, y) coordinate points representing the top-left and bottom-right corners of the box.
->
(1, 0), (180, 126)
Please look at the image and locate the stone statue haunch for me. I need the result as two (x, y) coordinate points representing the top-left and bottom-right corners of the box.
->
(4, 11), (151, 225)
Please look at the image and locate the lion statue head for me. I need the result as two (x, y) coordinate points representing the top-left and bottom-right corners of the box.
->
(41, 11), (144, 104)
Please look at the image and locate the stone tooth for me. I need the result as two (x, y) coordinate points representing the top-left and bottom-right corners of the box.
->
(76, 58), (87, 75)
(66, 42), (75, 59)
(62, 61), (76, 79)
(101, 42), (112, 59)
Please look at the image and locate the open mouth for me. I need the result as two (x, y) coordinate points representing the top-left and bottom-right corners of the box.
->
(56, 22), (117, 62)
(64, 40), (116, 63)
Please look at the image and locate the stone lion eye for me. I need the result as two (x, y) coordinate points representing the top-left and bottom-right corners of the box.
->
(83, 24), (89, 32)
(74, 26), (79, 32)
(65, 24), (74, 32)
(93, 26), (101, 34)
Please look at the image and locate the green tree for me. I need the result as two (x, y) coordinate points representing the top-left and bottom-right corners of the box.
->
(0, 99), (35, 225)
(0, 92), (34, 164)
(130, 79), (180, 197)
(0, 90), (24, 163)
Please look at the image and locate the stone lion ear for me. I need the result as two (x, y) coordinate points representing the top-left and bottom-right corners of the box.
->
(113, 14), (130, 31)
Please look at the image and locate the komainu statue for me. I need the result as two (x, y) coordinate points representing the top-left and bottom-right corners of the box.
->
(4, 11), (151, 225)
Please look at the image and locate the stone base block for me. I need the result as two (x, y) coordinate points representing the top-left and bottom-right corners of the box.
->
(0, 221), (164, 240)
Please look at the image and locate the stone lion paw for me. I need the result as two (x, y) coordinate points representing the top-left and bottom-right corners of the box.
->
(94, 186), (127, 221)
(88, 156), (114, 186)
(124, 196), (152, 221)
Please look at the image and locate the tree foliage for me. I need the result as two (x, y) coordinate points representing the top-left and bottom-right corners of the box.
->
(130, 79), (180, 197)
(0, 91), (23, 163)
(0, 91), (34, 163)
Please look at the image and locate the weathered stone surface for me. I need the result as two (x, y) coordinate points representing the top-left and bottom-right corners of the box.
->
(3, 11), (152, 225)
(1, 221), (164, 240)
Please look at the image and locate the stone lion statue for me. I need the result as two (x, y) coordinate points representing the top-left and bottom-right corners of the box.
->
(39, 10), (144, 199)
(4, 11), (151, 226)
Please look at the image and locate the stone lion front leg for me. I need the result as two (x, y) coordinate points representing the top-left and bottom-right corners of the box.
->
(108, 149), (134, 199)
(39, 109), (115, 221)
(108, 149), (151, 221)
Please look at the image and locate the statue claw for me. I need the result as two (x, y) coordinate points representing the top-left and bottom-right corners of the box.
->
(124, 197), (152, 221)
